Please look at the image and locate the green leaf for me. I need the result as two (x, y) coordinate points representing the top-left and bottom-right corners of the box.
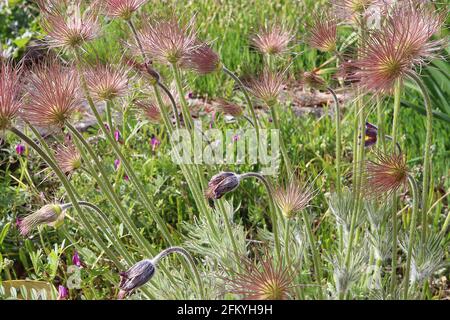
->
(0, 222), (11, 246)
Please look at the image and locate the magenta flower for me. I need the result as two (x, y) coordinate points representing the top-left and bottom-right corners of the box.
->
(150, 136), (160, 152)
(72, 251), (81, 267)
(57, 285), (69, 300)
(15, 144), (25, 155)
(114, 159), (121, 170)
(232, 134), (240, 143)
(114, 130), (121, 142)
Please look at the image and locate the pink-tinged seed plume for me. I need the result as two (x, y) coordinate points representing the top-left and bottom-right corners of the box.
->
(225, 252), (295, 300)
(38, 0), (100, 50)
(245, 69), (285, 106)
(213, 98), (243, 117)
(331, 0), (376, 20)
(55, 139), (82, 174)
(85, 64), (129, 101)
(137, 17), (197, 66)
(250, 24), (294, 56)
(185, 43), (221, 75)
(385, 1), (445, 66)
(102, 0), (148, 20)
(135, 100), (161, 123)
(274, 179), (315, 219)
(308, 12), (338, 53)
(22, 60), (81, 128)
(350, 1), (445, 94)
(364, 150), (408, 197)
(0, 60), (23, 131)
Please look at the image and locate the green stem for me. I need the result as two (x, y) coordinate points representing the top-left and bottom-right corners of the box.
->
(65, 123), (154, 256)
(105, 100), (114, 139)
(328, 87), (341, 195)
(390, 79), (402, 295)
(269, 103), (292, 174)
(222, 66), (260, 144)
(404, 175), (420, 300)
(240, 172), (281, 262)
(73, 48), (174, 247)
(300, 209), (324, 299)
(407, 71), (432, 244)
(376, 96), (386, 153)
(152, 247), (205, 299)
(10, 127), (124, 269)
(170, 63), (194, 130)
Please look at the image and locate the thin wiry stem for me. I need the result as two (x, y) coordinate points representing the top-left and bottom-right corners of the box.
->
(73, 48), (175, 246)
(151, 246), (205, 299)
(407, 71), (432, 244)
(10, 127), (124, 268)
(327, 87), (341, 194)
(404, 174), (420, 299)
(222, 66), (260, 145)
(390, 79), (402, 295)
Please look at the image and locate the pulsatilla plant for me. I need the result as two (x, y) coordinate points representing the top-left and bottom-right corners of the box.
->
(1, 0), (448, 301)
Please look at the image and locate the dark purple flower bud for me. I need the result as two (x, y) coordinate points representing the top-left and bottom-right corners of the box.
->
(205, 172), (241, 199)
(118, 259), (155, 299)
(15, 143), (25, 155)
(104, 123), (110, 132)
(57, 285), (69, 300)
(232, 134), (240, 143)
(365, 122), (378, 147)
(124, 174), (129, 181)
(72, 251), (81, 267)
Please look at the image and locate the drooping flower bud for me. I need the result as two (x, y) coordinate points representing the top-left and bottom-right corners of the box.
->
(118, 259), (156, 299)
(205, 172), (241, 199)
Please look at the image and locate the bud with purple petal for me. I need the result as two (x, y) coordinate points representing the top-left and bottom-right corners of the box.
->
(15, 144), (25, 155)
(205, 172), (241, 199)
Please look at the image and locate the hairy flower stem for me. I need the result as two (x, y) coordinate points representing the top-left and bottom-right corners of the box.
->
(404, 175), (420, 300)
(170, 64), (194, 130)
(63, 201), (134, 263)
(240, 172), (281, 262)
(10, 127), (124, 268)
(327, 87), (341, 194)
(390, 80), (402, 294)
(269, 103), (292, 174)
(65, 124), (154, 254)
(73, 49), (175, 247)
(376, 97), (386, 153)
(222, 66), (260, 145)
(105, 100), (114, 138)
(152, 84), (220, 239)
(126, 20), (181, 128)
(151, 246), (205, 299)
(407, 71), (432, 243)
(300, 209), (324, 299)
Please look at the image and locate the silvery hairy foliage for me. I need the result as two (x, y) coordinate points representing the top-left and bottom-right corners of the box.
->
(327, 191), (365, 244)
(365, 201), (393, 263)
(258, 215), (306, 267)
(399, 232), (448, 285)
(326, 240), (370, 299)
(183, 200), (248, 270)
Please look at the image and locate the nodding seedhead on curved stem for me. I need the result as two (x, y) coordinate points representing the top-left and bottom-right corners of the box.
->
(17, 203), (67, 236)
